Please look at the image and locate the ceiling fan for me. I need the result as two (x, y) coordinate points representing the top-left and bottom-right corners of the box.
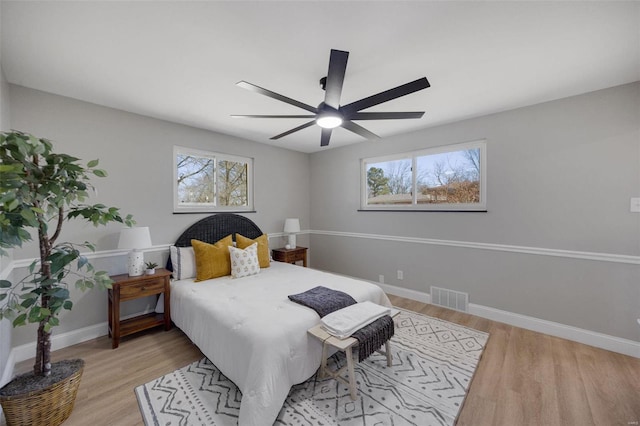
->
(232, 49), (430, 147)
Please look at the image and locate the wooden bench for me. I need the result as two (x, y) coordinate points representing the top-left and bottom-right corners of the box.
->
(307, 310), (398, 400)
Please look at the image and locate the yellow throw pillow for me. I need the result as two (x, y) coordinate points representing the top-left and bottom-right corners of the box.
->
(236, 234), (270, 268)
(191, 235), (233, 281)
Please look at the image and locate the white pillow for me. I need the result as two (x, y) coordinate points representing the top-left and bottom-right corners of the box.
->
(229, 243), (260, 278)
(170, 245), (196, 280)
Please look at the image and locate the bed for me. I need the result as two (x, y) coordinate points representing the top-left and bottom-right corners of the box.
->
(168, 214), (392, 426)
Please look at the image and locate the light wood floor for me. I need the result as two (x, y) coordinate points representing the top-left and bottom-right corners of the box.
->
(6, 295), (640, 426)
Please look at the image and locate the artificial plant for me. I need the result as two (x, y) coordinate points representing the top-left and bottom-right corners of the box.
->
(0, 131), (134, 377)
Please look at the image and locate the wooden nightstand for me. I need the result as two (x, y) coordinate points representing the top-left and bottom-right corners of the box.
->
(108, 268), (172, 349)
(272, 246), (308, 267)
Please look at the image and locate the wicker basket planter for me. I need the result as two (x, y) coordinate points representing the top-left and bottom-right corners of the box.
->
(0, 360), (84, 426)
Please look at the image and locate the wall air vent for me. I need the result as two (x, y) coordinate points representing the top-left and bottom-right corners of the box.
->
(430, 286), (469, 312)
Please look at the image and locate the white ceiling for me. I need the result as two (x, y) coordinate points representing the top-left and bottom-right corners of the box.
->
(2, 1), (639, 153)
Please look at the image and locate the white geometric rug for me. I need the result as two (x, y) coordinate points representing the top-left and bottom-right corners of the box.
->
(135, 309), (489, 426)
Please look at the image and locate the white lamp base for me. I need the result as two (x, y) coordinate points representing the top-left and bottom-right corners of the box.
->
(288, 234), (297, 249)
(128, 250), (145, 276)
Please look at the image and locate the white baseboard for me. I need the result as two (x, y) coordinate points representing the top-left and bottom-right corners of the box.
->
(11, 322), (108, 366)
(8, 308), (157, 375)
(468, 303), (640, 358)
(381, 283), (640, 358)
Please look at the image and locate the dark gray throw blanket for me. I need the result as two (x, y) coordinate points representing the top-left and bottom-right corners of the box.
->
(288, 286), (394, 362)
(288, 285), (356, 318)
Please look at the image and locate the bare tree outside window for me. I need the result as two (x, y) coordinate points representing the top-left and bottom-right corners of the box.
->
(362, 141), (486, 211)
(417, 148), (481, 204)
(218, 160), (248, 206)
(174, 146), (253, 213)
(177, 154), (215, 204)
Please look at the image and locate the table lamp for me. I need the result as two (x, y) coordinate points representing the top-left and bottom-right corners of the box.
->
(283, 218), (300, 249)
(118, 227), (152, 276)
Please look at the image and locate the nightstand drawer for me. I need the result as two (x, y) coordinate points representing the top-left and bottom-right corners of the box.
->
(272, 246), (308, 267)
(119, 279), (165, 299)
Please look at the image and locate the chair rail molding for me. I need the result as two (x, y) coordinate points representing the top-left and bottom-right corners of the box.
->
(309, 229), (640, 265)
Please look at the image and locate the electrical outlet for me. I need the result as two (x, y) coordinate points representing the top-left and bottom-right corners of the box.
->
(379, 275), (384, 284)
(397, 270), (403, 280)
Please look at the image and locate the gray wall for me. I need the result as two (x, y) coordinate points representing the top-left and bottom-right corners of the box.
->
(8, 85), (310, 346)
(0, 5), (15, 384)
(309, 82), (640, 341)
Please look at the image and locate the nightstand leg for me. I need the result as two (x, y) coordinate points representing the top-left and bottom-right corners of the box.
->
(112, 290), (120, 349)
(107, 290), (112, 338)
(163, 277), (171, 331)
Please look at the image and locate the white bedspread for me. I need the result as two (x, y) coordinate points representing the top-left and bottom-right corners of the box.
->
(170, 262), (391, 426)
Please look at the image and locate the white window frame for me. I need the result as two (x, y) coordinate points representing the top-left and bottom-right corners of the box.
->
(173, 146), (254, 213)
(360, 140), (487, 211)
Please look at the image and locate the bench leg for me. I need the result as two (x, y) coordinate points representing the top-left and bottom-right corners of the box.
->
(345, 346), (358, 401)
(385, 341), (392, 367)
(320, 341), (328, 379)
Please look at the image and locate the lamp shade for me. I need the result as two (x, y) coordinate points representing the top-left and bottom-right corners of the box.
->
(118, 227), (152, 250)
(283, 218), (300, 234)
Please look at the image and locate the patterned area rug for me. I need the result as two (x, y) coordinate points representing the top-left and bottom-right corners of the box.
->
(135, 309), (489, 426)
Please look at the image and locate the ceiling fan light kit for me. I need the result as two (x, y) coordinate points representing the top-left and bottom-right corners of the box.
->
(316, 109), (343, 129)
(234, 49), (430, 147)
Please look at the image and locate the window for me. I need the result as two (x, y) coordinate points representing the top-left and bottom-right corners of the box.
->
(174, 146), (253, 213)
(361, 140), (486, 211)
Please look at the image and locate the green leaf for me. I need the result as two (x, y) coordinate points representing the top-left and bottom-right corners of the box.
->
(13, 313), (27, 327)
(63, 300), (73, 310)
(77, 255), (89, 269)
(93, 169), (107, 177)
(6, 199), (19, 211)
(0, 280), (11, 288)
(28, 306), (41, 323)
(87, 159), (99, 168)
(50, 287), (70, 299)
(20, 208), (39, 227)
(21, 298), (36, 309)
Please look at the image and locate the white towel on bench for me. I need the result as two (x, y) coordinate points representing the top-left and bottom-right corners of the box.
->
(321, 301), (391, 339)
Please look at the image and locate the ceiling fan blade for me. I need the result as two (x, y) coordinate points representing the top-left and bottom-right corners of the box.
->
(270, 120), (316, 140)
(320, 128), (332, 147)
(231, 114), (316, 119)
(324, 49), (349, 109)
(236, 81), (318, 113)
(341, 121), (380, 140)
(341, 77), (430, 114)
(347, 111), (425, 120)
